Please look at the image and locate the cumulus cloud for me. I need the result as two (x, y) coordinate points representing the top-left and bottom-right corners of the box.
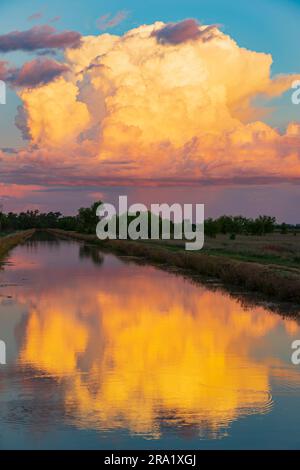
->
(96, 11), (128, 31)
(1, 20), (300, 189)
(0, 25), (81, 52)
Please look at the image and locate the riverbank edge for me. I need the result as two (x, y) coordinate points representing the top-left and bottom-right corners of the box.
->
(0, 230), (35, 261)
(47, 229), (300, 304)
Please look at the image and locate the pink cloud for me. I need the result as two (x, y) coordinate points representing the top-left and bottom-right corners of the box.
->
(27, 12), (43, 22)
(10, 58), (69, 87)
(153, 19), (218, 45)
(0, 58), (69, 88)
(0, 60), (9, 80)
(0, 25), (81, 52)
(50, 16), (61, 23)
(96, 11), (128, 31)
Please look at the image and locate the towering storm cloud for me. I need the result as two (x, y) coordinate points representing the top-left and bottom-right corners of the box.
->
(2, 20), (300, 187)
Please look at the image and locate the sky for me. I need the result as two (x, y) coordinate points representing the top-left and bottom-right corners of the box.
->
(0, 0), (300, 222)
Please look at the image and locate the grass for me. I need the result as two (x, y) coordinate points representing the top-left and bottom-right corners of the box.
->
(203, 232), (300, 268)
(48, 229), (300, 304)
(138, 233), (300, 267)
(0, 230), (35, 262)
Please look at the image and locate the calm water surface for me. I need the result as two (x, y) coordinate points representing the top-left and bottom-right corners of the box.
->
(0, 234), (300, 449)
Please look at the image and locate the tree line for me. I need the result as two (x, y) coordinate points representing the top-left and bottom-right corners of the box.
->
(0, 201), (298, 237)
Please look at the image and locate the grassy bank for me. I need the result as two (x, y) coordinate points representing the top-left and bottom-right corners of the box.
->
(48, 229), (300, 304)
(0, 230), (35, 261)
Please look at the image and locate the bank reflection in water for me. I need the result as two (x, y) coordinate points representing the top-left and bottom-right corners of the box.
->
(12, 241), (300, 439)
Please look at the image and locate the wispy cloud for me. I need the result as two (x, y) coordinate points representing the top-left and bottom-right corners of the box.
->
(11, 58), (69, 87)
(96, 11), (128, 31)
(49, 16), (61, 23)
(0, 60), (9, 79)
(27, 11), (43, 22)
(0, 58), (69, 88)
(152, 19), (219, 45)
(0, 25), (81, 52)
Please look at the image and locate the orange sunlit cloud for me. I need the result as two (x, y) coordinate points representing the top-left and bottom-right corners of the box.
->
(2, 20), (300, 188)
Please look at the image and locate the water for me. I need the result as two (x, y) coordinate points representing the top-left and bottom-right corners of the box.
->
(0, 233), (300, 449)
